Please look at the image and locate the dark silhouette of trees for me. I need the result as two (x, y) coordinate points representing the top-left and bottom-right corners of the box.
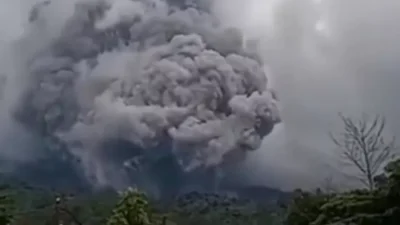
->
(0, 185), (14, 225)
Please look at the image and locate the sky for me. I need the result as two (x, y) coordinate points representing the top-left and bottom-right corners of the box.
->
(1, 0), (400, 191)
(0, 0), (43, 164)
(215, 0), (400, 190)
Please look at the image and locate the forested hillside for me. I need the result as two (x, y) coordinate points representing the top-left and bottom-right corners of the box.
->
(0, 157), (399, 225)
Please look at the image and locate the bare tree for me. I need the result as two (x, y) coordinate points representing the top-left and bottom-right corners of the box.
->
(329, 113), (396, 190)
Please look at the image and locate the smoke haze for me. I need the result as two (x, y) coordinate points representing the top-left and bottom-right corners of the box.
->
(1, 0), (400, 192)
(236, 0), (400, 190)
(1, 0), (281, 194)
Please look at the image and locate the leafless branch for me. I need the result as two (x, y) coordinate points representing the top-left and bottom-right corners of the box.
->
(329, 113), (396, 190)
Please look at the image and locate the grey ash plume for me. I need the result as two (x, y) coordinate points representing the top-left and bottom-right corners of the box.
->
(3, 0), (280, 195)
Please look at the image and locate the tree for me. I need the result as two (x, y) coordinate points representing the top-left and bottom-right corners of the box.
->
(284, 189), (332, 225)
(107, 188), (152, 225)
(0, 185), (15, 225)
(285, 157), (400, 225)
(330, 113), (396, 190)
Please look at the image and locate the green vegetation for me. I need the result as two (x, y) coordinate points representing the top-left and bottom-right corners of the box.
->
(285, 114), (400, 225)
(0, 181), (285, 225)
(107, 188), (152, 225)
(0, 157), (398, 225)
(285, 158), (400, 225)
(170, 191), (283, 225)
(0, 185), (15, 225)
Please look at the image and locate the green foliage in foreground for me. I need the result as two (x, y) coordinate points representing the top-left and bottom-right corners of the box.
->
(0, 182), (284, 225)
(285, 158), (400, 225)
(170, 192), (283, 225)
(0, 185), (15, 225)
(4, 158), (399, 225)
(0, 157), (399, 225)
(105, 189), (283, 225)
(107, 188), (152, 225)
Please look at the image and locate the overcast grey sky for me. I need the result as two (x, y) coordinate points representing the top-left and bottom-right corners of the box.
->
(0, 0), (42, 164)
(1, 0), (400, 190)
(214, 0), (400, 190)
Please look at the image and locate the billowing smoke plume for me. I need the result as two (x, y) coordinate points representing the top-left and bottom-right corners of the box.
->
(4, 0), (279, 192)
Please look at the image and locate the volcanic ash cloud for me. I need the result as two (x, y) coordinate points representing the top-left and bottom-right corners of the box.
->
(11, 0), (280, 185)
